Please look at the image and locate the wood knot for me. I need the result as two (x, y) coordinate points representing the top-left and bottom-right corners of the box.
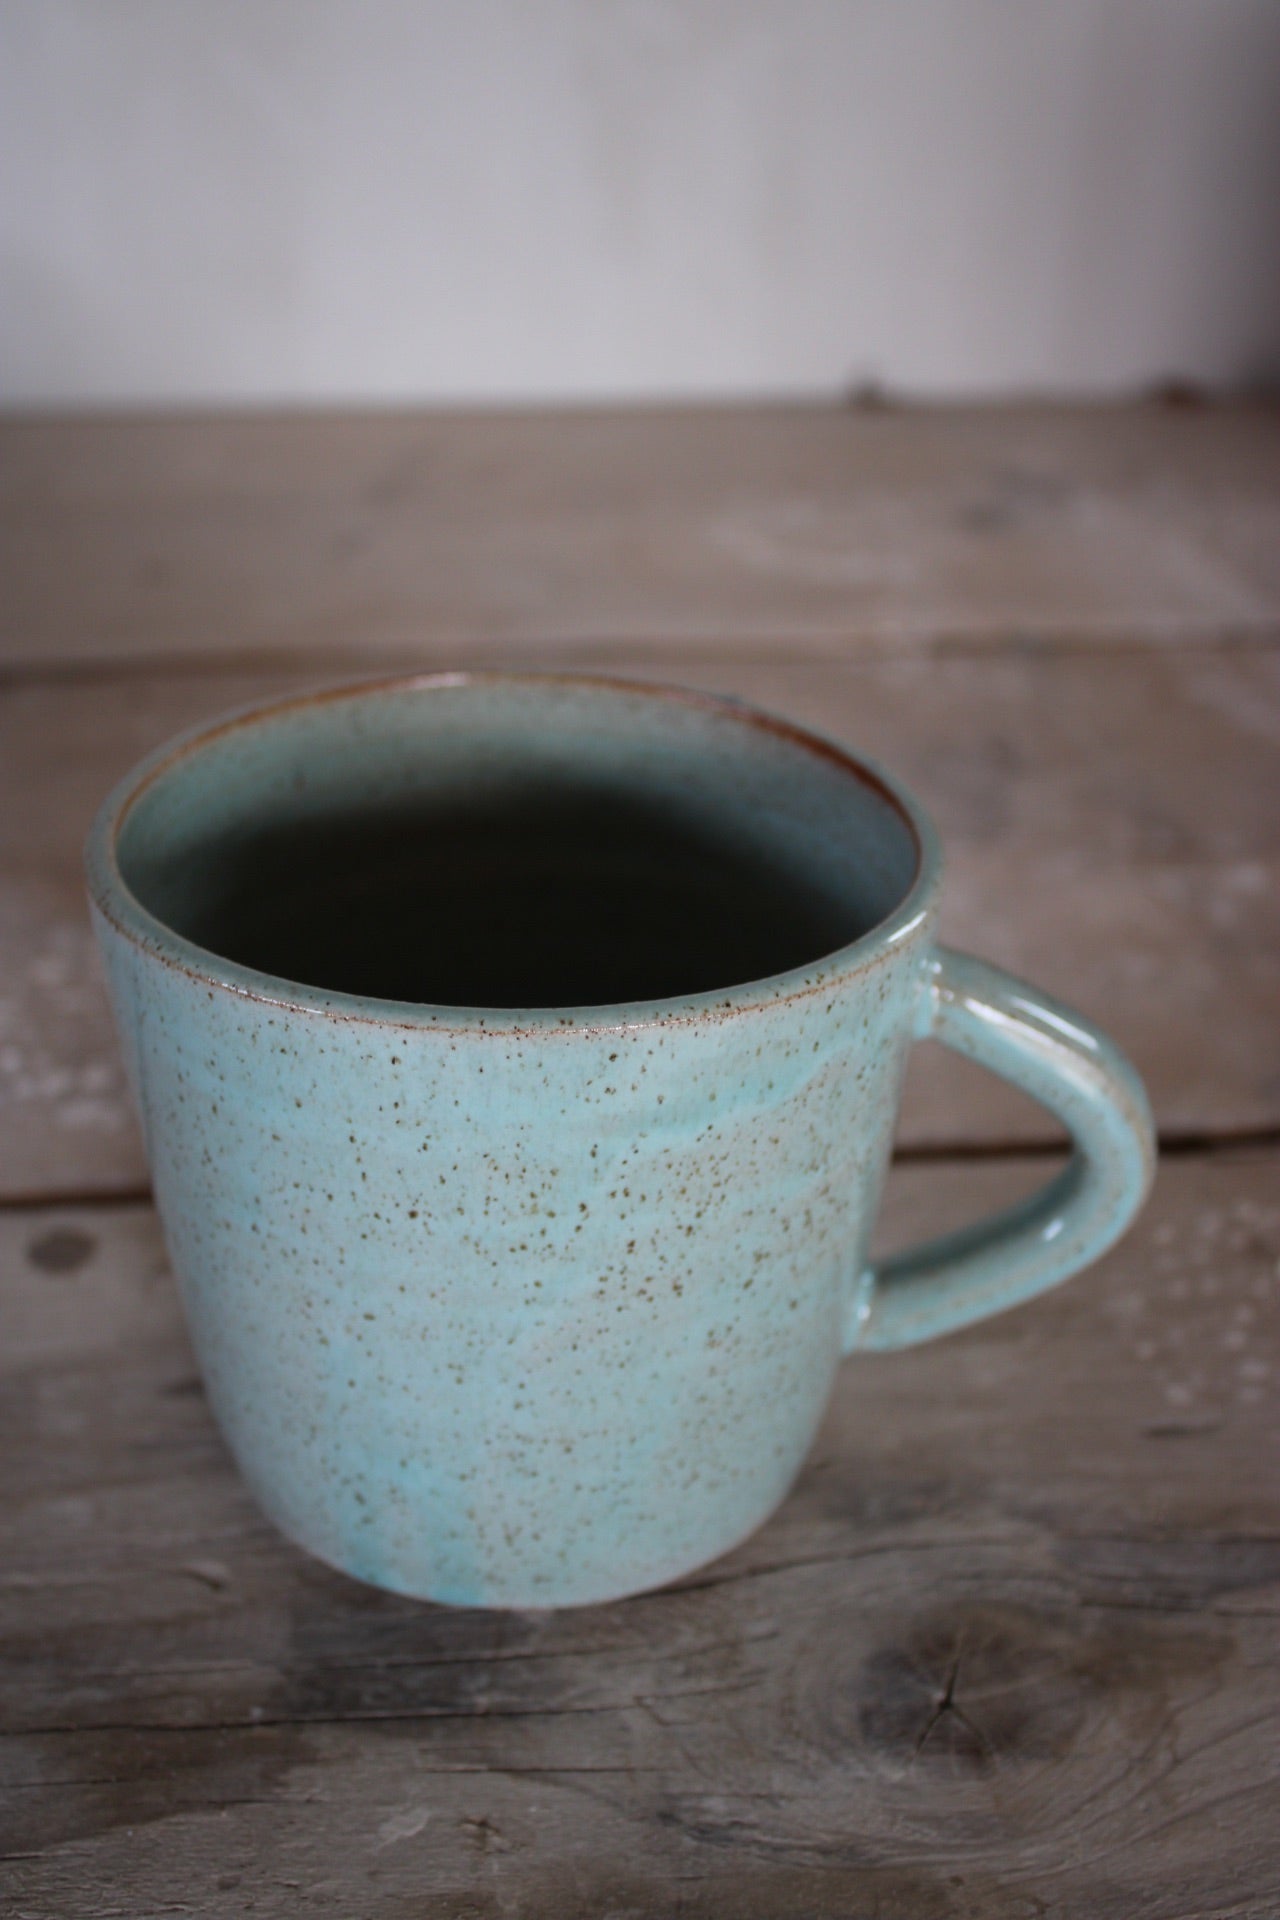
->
(27, 1226), (96, 1275)
(855, 1605), (1089, 1770)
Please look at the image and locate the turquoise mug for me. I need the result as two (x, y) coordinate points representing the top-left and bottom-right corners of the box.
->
(86, 674), (1155, 1608)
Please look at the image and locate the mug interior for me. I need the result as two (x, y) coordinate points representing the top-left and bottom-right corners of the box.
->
(111, 676), (921, 1011)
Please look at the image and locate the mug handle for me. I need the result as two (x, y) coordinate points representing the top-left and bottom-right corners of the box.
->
(844, 947), (1156, 1353)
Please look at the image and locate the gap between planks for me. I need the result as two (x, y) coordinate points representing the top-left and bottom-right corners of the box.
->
(3, 1125), (1277, 1215)
(1, 622), (1278, 694)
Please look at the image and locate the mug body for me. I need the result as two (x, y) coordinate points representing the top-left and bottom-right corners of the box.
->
(87, 676), (938, 1608)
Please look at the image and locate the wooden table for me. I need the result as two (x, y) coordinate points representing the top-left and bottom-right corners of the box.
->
(2, 404), (1277, 1917)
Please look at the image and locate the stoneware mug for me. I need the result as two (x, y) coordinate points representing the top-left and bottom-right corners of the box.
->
(86, 673), (1155, 1608)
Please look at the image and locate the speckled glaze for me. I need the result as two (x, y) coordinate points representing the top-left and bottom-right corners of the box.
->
(86, 675), (1155, 1608)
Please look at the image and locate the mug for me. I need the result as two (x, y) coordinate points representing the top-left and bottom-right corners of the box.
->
(86, 673), (1155, 1608)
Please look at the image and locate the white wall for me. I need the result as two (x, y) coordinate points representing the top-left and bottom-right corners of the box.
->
(3, 0), (1280, 407)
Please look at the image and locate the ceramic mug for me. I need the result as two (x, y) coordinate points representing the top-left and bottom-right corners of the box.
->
(86, 674), (1155, 1608)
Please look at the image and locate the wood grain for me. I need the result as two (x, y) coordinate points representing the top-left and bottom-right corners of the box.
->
(3, 1152), (1277, 1916)
(3, 642), (1276, 1200)
(2, 403), (1278, 1917)
(3, 404), (1279, 669)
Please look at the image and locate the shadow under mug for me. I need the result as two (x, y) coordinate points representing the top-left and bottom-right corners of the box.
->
(86, 674), (1155, 1608)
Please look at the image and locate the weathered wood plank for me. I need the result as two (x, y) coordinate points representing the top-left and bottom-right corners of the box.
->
(3, 644), (1277, 1199)
(2, 1152), (1277, 1915)
(3, 404), (1278, 668)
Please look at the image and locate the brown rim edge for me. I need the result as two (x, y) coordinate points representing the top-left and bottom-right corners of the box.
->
(85, 669), (943, 1034)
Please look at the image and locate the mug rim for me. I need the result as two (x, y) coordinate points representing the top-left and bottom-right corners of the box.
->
(85, 670), (944, 1034)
